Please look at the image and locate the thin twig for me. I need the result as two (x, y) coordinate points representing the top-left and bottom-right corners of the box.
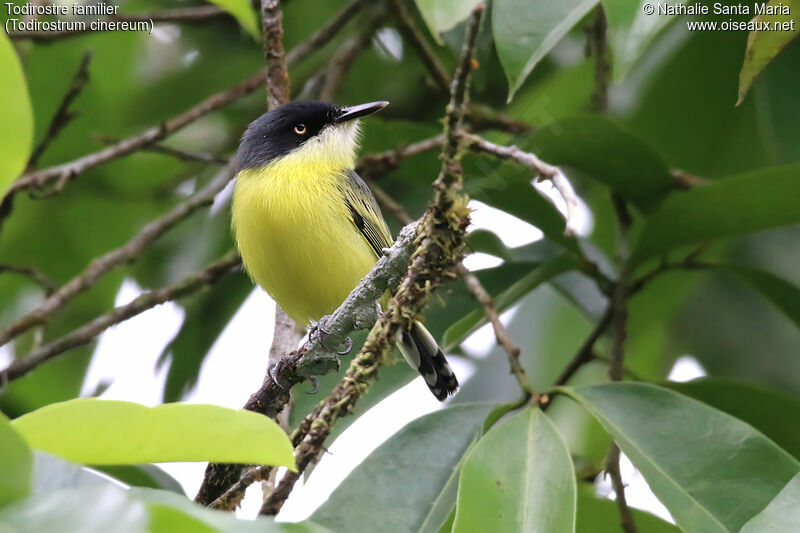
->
(606, 445), (638, 533)
(8, 6), (232, 42)
(93, 134), (229, 166)
(28, 53), (92, 169)
(1, 252), (241, 382)
(258, 5), (484, 516)
(356, 134), (445, 178)
(551, 307), (614, 388)
(461, 131), (579, 236)
(0, 165), (236, 350)
(459, 264), (533, 398)
(0, 263), (58, 295)
(318, 7), (384, 101)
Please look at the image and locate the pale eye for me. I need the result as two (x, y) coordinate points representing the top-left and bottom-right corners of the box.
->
(294, 124), (307, 135)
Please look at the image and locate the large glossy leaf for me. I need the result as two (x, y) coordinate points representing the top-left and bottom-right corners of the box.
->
(442, 253), (576, 351)
(0, 33), (33, 193)
(713, 264), (800, 329)
(0, 486), (148, 533)
(0, 414), (32, 505)
(208, 0), (261, 40)
(530, 115), (674, 211)
(452, 408), (576, 533)
(740, 472), (800, 532)
(493, 0), (599, 100)
(11, 399), (295, 468)
(631, 165), (800, 265)
(737, 0), (800, 104)
(560, 383), (800, 532)
(312, 404), (497, 533)
(414, 0), (483, 42)
(665, 378), (800, 461)
(575, 484), (679, 532)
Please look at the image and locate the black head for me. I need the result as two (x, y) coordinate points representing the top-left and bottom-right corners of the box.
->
(235, 100), (388, 171)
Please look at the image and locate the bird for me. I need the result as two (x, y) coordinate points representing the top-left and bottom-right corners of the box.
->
(231, 100), (458, 401)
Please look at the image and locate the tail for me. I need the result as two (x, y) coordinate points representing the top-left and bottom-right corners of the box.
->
(398, 321), (458, 401)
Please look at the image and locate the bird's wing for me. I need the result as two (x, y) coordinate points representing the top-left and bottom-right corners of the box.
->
(340, 169), (393, 258)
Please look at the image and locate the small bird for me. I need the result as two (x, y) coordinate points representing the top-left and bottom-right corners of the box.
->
(231, 100), (458, 400)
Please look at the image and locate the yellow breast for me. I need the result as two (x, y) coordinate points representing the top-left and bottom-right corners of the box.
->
(231, 159), (377, 326)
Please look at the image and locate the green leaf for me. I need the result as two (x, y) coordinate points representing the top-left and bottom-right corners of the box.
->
(208, 0), (261, 40)
(712, 264), (800, 330)
(559, 383), (800, 532)
(31, 453), (113, 493)
(452, 408), (576, 533)
(576, 484), (679, 532)
(414, 0), (483, 42)
(11, 399), (295, 468)
(0, 486), (148, 533)
(602, 0), (684, 79)
(442, 253), (576, 351)
(0, 33), (34, 194)
(94, 465), (186, 495)
(493, 0), (599, 100)
(132, 488), (333, 533)
(631, 165), (800, 265)
(737, 0), (800, 104)
(665, 378), (800, 461)
(530, 115), (674, 211)
(0, 414), (32, 505)
(312, 404), (497, 533)
(740, 472), (800, 532)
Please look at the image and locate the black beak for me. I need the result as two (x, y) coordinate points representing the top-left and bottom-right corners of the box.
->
(335, 101), (389, 123)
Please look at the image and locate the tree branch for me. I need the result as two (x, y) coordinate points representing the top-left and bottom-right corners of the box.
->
(356, 134), (445, 177)
(606, 444), (638, 533)
(370, 182), (533, 399)
(0, 263), (58, 296)
(551, 307), (613, 388)
(258, 4), (484, 515)
(28, 52), (92, 169)
(0, 252), (241, 382)
(261, 0), (291, 110)
(0, 165), (236, 350)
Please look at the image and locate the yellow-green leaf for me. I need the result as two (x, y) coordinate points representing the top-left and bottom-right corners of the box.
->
(737, 0), (799, 105)
(0, 33), (34, 194)
(12, 399), (295, 468)
(208, 0), (261, 40)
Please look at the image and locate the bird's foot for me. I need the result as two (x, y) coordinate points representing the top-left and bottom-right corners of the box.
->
(338, 336), (353, 355)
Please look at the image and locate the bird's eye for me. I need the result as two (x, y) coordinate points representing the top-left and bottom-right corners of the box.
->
(294, 124), (307, 135)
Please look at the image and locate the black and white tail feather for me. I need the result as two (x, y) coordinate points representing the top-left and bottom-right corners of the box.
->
(398, 321), (458, 401)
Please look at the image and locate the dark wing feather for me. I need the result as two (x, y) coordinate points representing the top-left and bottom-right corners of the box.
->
(340, 169), (393, 258)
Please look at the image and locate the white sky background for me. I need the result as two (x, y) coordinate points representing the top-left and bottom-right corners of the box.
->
(77, 182), (707, 525)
